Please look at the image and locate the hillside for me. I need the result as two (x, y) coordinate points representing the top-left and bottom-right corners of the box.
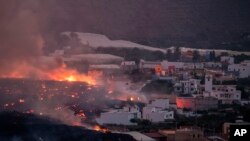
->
(0, 111), (135, 141)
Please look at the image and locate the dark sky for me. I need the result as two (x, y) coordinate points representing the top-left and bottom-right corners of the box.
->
(44, 0), (250, 46)
(1, 0), (250, 50)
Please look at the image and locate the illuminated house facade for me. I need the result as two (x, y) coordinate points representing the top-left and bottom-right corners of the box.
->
(176, 96), (218, 111)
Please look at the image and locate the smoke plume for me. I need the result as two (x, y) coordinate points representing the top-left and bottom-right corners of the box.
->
(0, 0), (47, 76)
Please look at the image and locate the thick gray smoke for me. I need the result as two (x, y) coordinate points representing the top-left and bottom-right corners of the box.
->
(0, 1), (86, 126)
(0, 0), (47, 75)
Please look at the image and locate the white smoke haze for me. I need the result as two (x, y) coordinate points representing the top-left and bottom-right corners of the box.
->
(106, 79), (148, 103)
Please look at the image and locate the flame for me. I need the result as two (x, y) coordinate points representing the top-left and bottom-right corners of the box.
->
(93, 125), (109, 133)
(48, 67), (97, 85)
(130, 97), (134, 101)
(0, 61), (100, 85)
(93, 125), (101, 131)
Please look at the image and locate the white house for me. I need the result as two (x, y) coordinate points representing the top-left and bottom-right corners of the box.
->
(143, 106), (174, 122)
(203, 75), (241, 104)
(142, 99), (174, 122)
(149, 99), (170, 109)
(96, 105), (141, 125)
(174, 79), (201, 95)
(228, 60), (250, 78)
(221, 56), (234, 64)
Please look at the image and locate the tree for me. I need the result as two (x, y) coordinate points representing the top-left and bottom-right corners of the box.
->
(166, 49), (172, 61)
(173, 47), (181, 61)
(192, 50), (200, 62)
(220, 52), (229, 56)
(209, 51), (216, 61)
(153, 51), (165, 61)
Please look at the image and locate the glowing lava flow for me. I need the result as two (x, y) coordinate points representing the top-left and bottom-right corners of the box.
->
(47, 67), (97, 85)
(0, 62), (99, 85)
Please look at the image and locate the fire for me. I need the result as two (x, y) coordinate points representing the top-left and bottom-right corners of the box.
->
(130, 97), (134, 101)
(66, 75), (76, 82)
(0, 61), (99, 85)
(93, 125), (109, 133)
(93, 125), (101, 131)
(48, 67), (97, 85)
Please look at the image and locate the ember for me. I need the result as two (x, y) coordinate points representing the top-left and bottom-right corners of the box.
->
(93, 125), (109, 133)
(19, 99), (25, 103)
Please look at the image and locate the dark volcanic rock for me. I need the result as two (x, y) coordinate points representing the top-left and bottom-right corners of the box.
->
(0, 111), (136, 141)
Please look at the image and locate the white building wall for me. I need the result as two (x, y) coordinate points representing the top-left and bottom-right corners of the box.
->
(174, 79), (200, 95)
(96, 111), (138, 125)
(96, 105), (141, 125)
(150, 99), (170, 109)
(239, 66), (250, 78)
(142, 106), (174, 123)
(207, 85), (241, 104)
(205, 75), (213, 92)
(228, 62), (250, 78)
(221, 56), (234, 64)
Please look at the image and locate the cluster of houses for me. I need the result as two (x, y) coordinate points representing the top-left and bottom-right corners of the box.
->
(96, 99), (174, 126)
(95, 55), (250, 126)
(50, 49), (250, 140)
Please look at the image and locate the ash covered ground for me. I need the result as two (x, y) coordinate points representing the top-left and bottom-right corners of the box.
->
(0, 78), (122, 122)
(0, 111), (135, 141)
(0, 78), (137, 141)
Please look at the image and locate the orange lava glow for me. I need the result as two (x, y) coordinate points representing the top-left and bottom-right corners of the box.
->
(47, 67), (97, 85)
(93, 125), (109, 133)
(93, 125), (101, 131)
(0, 62), (100, 85)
